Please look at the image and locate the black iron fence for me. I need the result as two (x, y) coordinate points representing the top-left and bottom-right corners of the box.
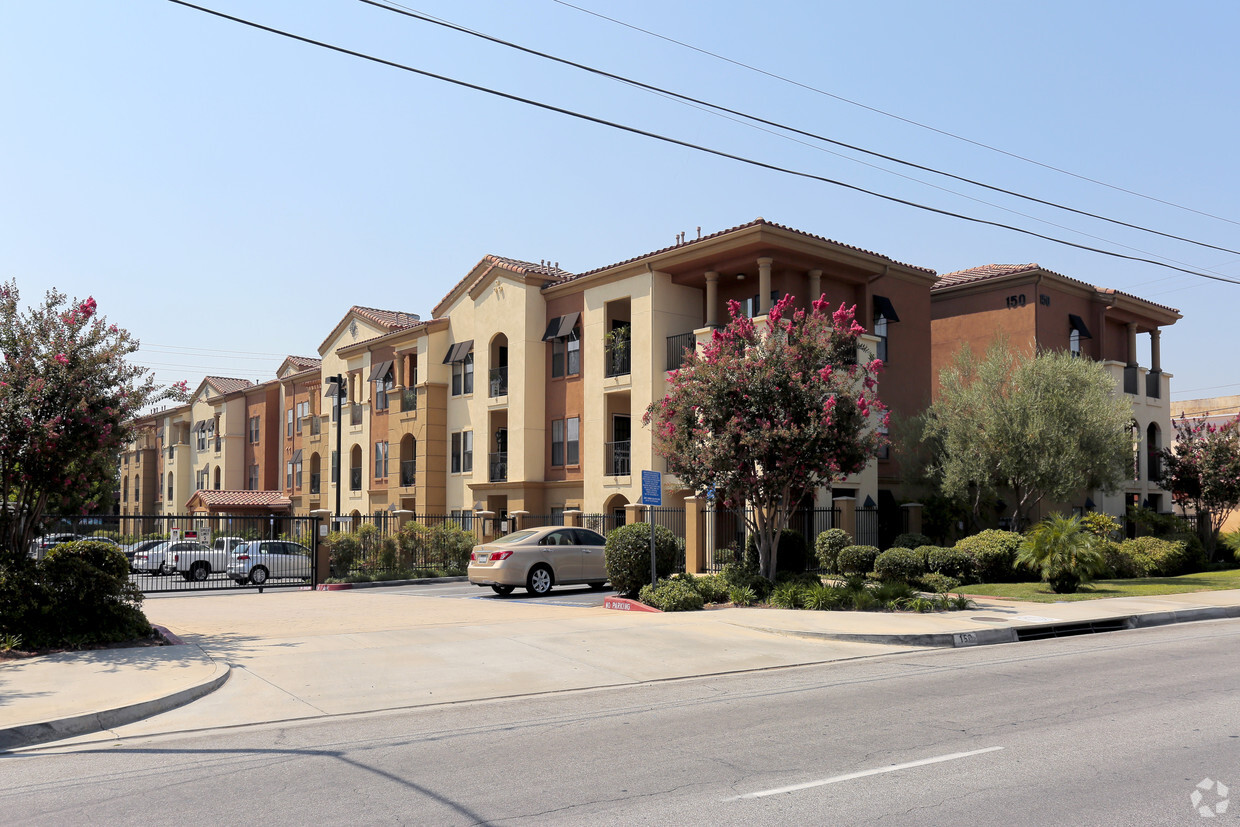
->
(324, 513), (475, 580)
(33, 513), (320, 594)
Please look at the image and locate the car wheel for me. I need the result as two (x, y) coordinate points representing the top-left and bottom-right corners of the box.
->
(490, 584), (515, 596)
(181, 571), (195, 582)
(191, 563), (210, 582)
(526, 565), (553, 596)
(588, 582), (608, 591)
(249, 566), (269, 586)
(147, 568), (162, 576)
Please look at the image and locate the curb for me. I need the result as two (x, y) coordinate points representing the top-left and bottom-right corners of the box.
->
(604, 597), (662, 613)
(0, 659), (231, 752)
(317, 576), (470, 591)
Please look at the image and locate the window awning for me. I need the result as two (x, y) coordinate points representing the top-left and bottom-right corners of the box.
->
(442, 340), (474, 364)
(1069, 314), (1093, 339)
(368, 360), (394, 382)
(542, 312), (580, 341)
(873, 295), (900, 323)
(323, 380), (340, 398)
(291, 449), (303, 463)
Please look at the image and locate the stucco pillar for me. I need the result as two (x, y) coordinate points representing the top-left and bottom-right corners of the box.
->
(758, 257), (773, 314)
(705, 271), (719, 328)
(683, 496), (706, 574)
(900, 503), (923, 537)
(563, 509), (582, 528)
(833, 497), (857, 543)
(808, 269), (822, 304)
(1149, 329), (1161, 372)
(625, 503), (648, 524)
(509, 510), (529, 530)
(476, 510), (495, 542)
(1126, 323), (1138, 367)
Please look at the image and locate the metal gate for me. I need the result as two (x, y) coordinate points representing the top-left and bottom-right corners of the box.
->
(36, 514), (320, 594)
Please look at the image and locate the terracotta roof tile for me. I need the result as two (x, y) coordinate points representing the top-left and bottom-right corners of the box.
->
(933, 263), (1180, 314)
(350, 306), (421, 331)
(190, 490), (292, 508)
(205, 376), (254, 395)
(284, 355), (322, 371)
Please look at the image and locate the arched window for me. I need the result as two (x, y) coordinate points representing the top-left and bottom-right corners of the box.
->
(1147, 422), (1162, 483)
(350, 444), (363, 491)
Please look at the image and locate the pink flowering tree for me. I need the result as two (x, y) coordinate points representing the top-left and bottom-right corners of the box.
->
(1160, 415), (1240, 561)
(644, 295), (887, 580)
(0, 282), (188, 565)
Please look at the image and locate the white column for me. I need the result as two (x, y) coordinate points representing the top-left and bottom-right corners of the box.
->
(808, 269), (822, 304)
(758, 257), (773, 314)
(705, 270), (719, 327)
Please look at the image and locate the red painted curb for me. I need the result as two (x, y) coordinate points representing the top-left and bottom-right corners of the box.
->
(604, 597), (662, 613)
(317, 583), (353, 591)
(152, 625), (186, 646)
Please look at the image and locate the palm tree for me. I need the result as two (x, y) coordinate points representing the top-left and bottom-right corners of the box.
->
(1016, 514), (1108, 594)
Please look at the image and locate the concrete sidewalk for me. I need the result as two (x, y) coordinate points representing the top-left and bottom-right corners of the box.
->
(5, 586), (1240, 752)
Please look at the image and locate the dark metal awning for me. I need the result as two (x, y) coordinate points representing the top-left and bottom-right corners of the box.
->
(541, 312), (580, 341)
(291, 449), (303, 463)
(442, 340), (474, 364)
(1069, 314), (1093, 339)
(368, 360), (393, 381)
(873, 295), (900, 323)
(323, 380), (340, 398)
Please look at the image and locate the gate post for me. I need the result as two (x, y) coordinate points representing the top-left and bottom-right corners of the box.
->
(833, 497), (857, 543)
(563, 510), (582, 528)
(683, 496), (706, 574)
(901, 503), (923, 536)
(310, 509), (332, 586)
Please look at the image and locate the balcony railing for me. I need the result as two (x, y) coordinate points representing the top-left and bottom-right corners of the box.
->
(666, 332), (696, 371)
(489, 366), (508, 398)
(1146, 370), (1161, 399)
(605, 341), (631, 378)
(351, 403), (363, 425)
(605, 440), (631, 476)
(400, 459), (416, 487)
(401, 388), (417, 412)
(489, 451), (507, 482)
(1123, 365), (1139, 395)
(1148, 453), (1162, 483)
(350, 468), (362, 491)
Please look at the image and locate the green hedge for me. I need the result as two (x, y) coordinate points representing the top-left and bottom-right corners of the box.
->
(814, 529), (852, 573)
(639, 577), (704, 611)
(890, 533), (932, 551)
(605, 523), (680, 596)
(955, 530), (1023, 582)
(874, 547), (924, 582)
(925, 545), (979, 584)
(1117, 537), (1191, 577)
(837, 545), (881, 576)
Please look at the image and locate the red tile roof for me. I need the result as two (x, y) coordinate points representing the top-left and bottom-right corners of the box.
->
(284, 355), (322, 371)
(350, 306), (421, 330)
(205, 376), (254, 395)
(934, 263), (1180, 314)
(188, 490), (293, 509)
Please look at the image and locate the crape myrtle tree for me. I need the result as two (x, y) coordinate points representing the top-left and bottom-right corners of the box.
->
(1160, 414), (1240, 561)
(644, 294), (887, 581)
(920, 338), (1132, 531)
(0, 281), (187, 565)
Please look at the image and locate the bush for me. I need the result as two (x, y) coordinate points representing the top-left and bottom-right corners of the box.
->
(955, 530), (1023, 582)
(1100, 540), (1137, 579)
(769, 582), (805, 609)
(44, 539), (130, 581)
(399, 522), (475, 573)
(925, 546), (979, 583)
(1118, 537), (1191, 578)
(919, 572), (961, 594)
(814, 529), (852, 573)
(327, 531), (361, 576)
(690, 574), (730, 604)
(891, 533), (932, 551)
(605, 523), (679, 596)
(837, 545), (881, 576)
(744, 529), (809, 574)
(638, 578), (704, 612)
(712, 547), (742, 568)
(729, 585), (758, 606)
(720, 561), (774, 600)
(874, 547), (924, 582)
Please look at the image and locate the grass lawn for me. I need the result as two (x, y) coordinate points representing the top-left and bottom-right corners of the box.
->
(963, 567), (1240, 603)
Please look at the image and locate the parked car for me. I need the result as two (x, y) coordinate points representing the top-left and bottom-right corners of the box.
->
(228, 541), (314, 586)
(170, 541), (238, 582)
(122, 539), (167, 571)
(467, 526), (609, 596)
(132, 540), (209, 576)
(212, 536), (247, 555)
(27, 533), (82, 561)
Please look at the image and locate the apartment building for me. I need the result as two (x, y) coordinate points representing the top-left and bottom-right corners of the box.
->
(1169, 395), (1240, 534)
(930, 263), (1181, 520)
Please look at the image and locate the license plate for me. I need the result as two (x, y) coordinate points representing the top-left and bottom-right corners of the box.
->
(477, 553), (489, 563)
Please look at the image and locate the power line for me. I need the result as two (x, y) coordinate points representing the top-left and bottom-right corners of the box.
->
(363, 0), (1240, 259)
(550, 0), (1240, 231)
(164, 1), (1240, 286)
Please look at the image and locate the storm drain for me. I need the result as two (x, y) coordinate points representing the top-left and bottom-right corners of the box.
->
(1014, 618), (1132, 641)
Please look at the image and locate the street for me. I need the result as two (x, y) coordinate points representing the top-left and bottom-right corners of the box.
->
(4, 619), (1237, 825)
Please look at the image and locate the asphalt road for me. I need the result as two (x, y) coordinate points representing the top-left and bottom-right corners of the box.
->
(5, 619), (1238, 825)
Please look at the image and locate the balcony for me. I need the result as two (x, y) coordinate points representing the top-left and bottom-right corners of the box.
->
(489, 366), (508, 398)
(350, 468), (362, 491)
(605, 440), (631, 476)
(1146, 370), (1161, 399)
(1124, 365), (1139, 395)
(400, 459), (416, 487)
(666, 332), (696, 371)
(489, 452), (507, 482)
(605, 340), (631, 378)
(310, 473), (321, 495)
(1148, 453), (1162, 483)
(350, 403), (363, 426)
(401, 388), (417, 412)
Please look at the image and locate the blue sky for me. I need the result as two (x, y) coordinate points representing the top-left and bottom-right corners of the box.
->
(3, 1), (1237, 407)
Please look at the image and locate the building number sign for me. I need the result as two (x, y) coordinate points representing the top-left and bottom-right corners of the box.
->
(1004, 293), (1052, 309)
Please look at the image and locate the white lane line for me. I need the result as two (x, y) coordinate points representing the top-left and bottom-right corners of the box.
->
(728, 746), (1005, 801)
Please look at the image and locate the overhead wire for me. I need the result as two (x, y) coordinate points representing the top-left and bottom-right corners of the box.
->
(550, 0), (1240, 230)
(164, 1), (1240, 286)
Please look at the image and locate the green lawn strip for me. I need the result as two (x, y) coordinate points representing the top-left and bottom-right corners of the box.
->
(962, 568), (1240, 603)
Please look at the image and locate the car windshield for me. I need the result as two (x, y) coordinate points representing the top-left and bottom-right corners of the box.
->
(233, 542), (255, 555)
(491, 530), (539, 544)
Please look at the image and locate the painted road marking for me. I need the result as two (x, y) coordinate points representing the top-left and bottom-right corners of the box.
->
(728, 746), (1005, 800)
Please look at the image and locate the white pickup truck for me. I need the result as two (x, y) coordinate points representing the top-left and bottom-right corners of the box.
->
(170, 536), (247, 581)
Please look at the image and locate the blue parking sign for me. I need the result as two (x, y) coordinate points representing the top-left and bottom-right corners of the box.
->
(641, 470), (662, 506)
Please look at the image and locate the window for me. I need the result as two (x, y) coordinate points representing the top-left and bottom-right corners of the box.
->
(331, 450), (339, 484)
(451, 353), (474, 396)
(249, 416), (260, 443)
(452, 432), (462, 474)
(286, 408), (293, 438)
(1070, 329), (1081, 357)
(122, 476), (128, 502)
(286, 461), (294, 490)
(566, 417), (579, 465)
(551, 419), (564, 467)
(167, 473), (173, 501)
(134, 476), (139, 502)
(872, 296), (900, 363)
(296, 401), (309, 433)
(451, 431), (473, 473)
(1068, 314), (1092, 358)
(550, 327), (581, 379)
(196, 422), (206, 451)
(375, 441), (389, 478)
(874, 316), (888, 362)
(374, 374), (392, 411)
(567, 332), (580, 376)
(248, 464), (259, 491)
(877, 425), (890, 460)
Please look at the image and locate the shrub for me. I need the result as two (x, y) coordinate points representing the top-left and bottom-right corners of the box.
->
(1016, 515), (1108, 594)
(719, 562), (773, 600)
(919, 572), (961, 594)
(744, 529), (809, 574)
(712, 547), (742, 568)
(925, 546), (979, 583)
(891, 533), (932, 551)
(729, 585), (757, 606)
(1080, 512), (1122, 540)
(872, 579), (918, 609)
(837, 545), (881, 576)
(955, 530), (1023, 582)
(639, 578), (704, 612)
(769, 582), (805, 609)
(604, 523), (679, 596)
(327, 531), (361, 575)
(874, 547), (924, 582)
(803, 584), (846, 611)
(399, 522), (475, 573)
(814, 529), (852, 573)
(1118, 536), (1191, 578)
(691, 574), (730, 604)
(44, 539), (130, 581)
